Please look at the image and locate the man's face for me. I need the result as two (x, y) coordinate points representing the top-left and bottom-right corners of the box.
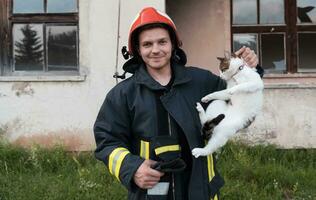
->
(138, 27), (172, 71)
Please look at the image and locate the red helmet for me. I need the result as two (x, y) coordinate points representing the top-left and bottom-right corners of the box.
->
(128, 7), (182, 56)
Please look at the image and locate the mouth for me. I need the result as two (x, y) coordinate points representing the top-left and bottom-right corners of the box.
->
(150, 57), (164, 62)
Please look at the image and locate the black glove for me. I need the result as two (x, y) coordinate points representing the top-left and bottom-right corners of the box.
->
(151, 157), (186, 173)
(151, 136), (187, 173)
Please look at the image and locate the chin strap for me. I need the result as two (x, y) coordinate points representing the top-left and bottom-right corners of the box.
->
(113, 46), (131, 80)
(113, 71), (127, 79)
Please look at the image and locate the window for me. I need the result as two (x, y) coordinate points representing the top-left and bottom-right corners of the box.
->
(231, 0), (316, 73)
(0, 0), (79, 76)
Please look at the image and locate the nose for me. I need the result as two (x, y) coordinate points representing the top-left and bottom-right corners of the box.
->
(151, 43), (160, 54)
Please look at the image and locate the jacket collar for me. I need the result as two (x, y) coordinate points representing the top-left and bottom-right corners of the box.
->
(135, 62), (191, 90)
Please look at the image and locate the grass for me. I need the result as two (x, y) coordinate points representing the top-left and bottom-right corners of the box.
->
(0, 141), (315, 200)
(218, 143), (316, 200)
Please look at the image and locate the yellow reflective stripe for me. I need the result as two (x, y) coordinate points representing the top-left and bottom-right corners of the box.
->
(114, 151), (129, 180)
(108, 147), (130, 180)
(207, 154), (218, 200)
(207, 154), (215, 181)
(155, 144), (180, 155)
(140, 140), (149, 159)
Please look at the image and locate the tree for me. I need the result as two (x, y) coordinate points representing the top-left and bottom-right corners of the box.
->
(14, 24), (43, 70)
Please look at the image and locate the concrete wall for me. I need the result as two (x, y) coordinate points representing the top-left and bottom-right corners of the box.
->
(240, 88), (316, 148)
(167, 0), (230, 73)
(0, 0), (165, 150)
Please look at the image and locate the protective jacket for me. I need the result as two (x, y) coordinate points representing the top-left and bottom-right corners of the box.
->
(94, 61), (227, 200)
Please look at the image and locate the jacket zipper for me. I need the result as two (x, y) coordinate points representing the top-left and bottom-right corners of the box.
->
(168, 114), (176, 200)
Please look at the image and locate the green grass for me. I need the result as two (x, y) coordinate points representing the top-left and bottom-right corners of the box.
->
(218, 142), (316, 200)
(0, 142), (315, 200)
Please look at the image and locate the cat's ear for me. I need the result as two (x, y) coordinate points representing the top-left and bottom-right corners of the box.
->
(217, 57), (225, 62)
(224, 51), (231, 59)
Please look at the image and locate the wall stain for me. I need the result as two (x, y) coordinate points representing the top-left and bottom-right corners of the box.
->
(0, 124), (8, 139)
(12, 129), (95, 151)
(11, 82), (34, 97)
(0, 118), (22, 141)
(0, 93), (7, 97)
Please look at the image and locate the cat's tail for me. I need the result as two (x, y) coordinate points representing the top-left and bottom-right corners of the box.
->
(202, 114), (225, 140)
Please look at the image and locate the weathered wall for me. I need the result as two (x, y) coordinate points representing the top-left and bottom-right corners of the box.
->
(167, 0), (230, 73)
(0, 0), (165, 150)
(240, 87), (316, 148)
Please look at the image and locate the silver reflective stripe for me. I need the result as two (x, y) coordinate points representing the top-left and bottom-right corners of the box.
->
(147, 182), (170, 195)
(111, 149), (127, 175)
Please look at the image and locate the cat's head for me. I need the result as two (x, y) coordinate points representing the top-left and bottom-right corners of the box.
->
(217, 51), (244, 81)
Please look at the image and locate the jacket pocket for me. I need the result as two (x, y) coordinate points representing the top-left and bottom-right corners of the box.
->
(146, 182), (169, 200)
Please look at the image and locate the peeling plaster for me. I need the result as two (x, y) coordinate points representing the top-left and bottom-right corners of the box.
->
(0, 118), (24, 141)
(0, 93), (7, 97)
(11, 82), (34, 97)
(0, 124), (8, 139)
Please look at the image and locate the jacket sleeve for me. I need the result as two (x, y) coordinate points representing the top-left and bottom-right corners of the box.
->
(256, 64), (265, 78)
(206, 71), (227, 92)
(94, 88), (144, 191)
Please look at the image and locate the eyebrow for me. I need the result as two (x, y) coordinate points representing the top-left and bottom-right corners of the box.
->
(141, 37), (169, 43)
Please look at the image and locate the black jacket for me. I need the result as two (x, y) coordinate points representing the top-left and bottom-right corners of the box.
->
(94, 62), (227, 200)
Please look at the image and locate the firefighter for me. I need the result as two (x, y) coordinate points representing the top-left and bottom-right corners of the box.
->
(94, 7), (260, 200)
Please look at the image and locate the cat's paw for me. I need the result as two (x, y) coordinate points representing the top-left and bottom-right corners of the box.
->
(201, 95), (213, 103)
(192, 148), (208, 158)
(196, 102), (204, 113)
(227, 88), (236, 95)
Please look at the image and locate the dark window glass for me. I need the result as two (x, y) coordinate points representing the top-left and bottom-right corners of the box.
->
(297, 0), (316, 24)
(233, 34), (258, 54)
(298, 33), (316, 71)
(13, 24), (44, 71)
(47, 25), (78, 71)
(13, 0), (44, 13)
(233, 0), (257, 24)
(47, 0), (77, 13)
(261, 34), (285, 72)
(260, 0), (285, 24)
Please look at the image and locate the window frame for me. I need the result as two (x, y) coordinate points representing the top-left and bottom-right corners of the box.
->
(0, 0), (79, 76)
(230, 0), (316, 74)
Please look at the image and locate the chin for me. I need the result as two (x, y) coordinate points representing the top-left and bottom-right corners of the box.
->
(150, 62), (168, 69)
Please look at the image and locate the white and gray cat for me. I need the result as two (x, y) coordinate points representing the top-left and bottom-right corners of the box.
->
(192, 52), (264, 158)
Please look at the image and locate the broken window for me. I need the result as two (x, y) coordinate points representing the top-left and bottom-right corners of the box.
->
(232, 0), (316, 73)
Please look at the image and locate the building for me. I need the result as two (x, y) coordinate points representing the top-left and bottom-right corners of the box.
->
(0, 0), (315, 150)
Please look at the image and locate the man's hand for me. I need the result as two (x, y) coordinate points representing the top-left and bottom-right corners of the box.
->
(133, 159), (164, 189)
(235, 46), (258, 68)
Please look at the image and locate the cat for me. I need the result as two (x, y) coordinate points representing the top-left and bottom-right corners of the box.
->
(192, 52), (264, 158)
